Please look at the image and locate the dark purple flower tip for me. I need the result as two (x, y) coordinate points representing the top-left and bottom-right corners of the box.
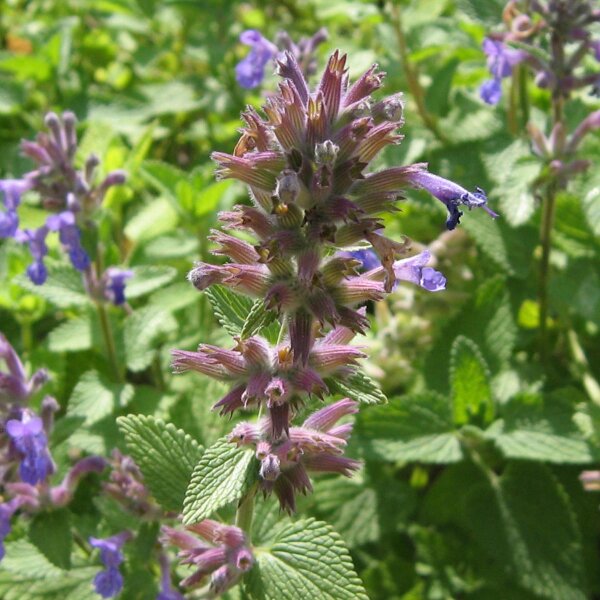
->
(89, 532), (130, 569)
(104, 268), (133, 306)
(236, 30), (278, 89)
(93, 567), (124, 599)
(68, 245), (90, 271)
(480, 78), (502, 105)
(26, 260), (48, 285)
(6, 415), (54, 485)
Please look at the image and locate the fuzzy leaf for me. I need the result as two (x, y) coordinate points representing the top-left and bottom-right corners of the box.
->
(245, 518), (368, 600)
(355, 392), (463, 463)
(450, 336), (493, 426)
(327, 370), (388, 405)
(466, 462), (585, 599)
(485, 395), (596, 464)
(123, 306), (177, 372)
(240, 299), (278, 340)
(118, 414), (204, 511)
(48, 313), (97, 352)
(182, 437), (257, 525)
(28, 510), (72, 571)
(125, 265), (177, 299)
(68, 370), (134, 426)
(205, 285), (254, 337)
(15, 263), (89, 308)
(0, 540), (97, 600)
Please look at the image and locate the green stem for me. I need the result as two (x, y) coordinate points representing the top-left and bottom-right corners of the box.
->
(235, 485), (256, 536)
(537, 180), (557, 362)
(96, 300), (122, 382)
(567, 329), (600, 406)
(389, 3), (449, 145)
(20, 320), (32, 356)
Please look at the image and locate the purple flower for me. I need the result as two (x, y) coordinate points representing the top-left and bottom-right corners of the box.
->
(337, 249), (381, 272)
(480, 38), (527, 105)
(89, 532), (130, 598)
(235, 30), (278, 89)
(0, 179), (31, 239)
(404, 170), (498, 230)
(103, 268), (133, 306)
(0, 497), (26, 561)
(46, 211), (90, 271)
(156, 553), (184, 600)
(6, 414), (54, 485)
(16, 227), (49, 285)
(392, 250), (446, 292)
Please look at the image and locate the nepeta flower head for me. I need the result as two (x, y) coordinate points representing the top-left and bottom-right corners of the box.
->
(173, 323), (364, 437)
(229, 398), (360, 512)
(6, 412), (54, 485)
(236, 30), (278, 89)
(0, 333), (48, 402)
(89, 532), (131, 598)
(2, 112), (125, 285)
(103, 268), (134, 306)
(161, 520), (253, 594)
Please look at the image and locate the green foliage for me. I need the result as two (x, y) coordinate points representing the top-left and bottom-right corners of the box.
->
(118, 414), (204, 511)
(205, 285), (255, 337)
(183, 437), (258, 525)
(327, 370), (388, 405)
(245, 519), (369, 600)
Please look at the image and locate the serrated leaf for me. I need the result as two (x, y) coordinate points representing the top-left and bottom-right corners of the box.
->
(327, 370), (388, 405)
(205, 286), (254, 337)
(68, 370), (134, 426)
(485, 394), (596, 463)
(47, 313), (97, 352)
(118, 414), (204, 511)
(15, 263), (90, 308)
(29, 509), (72, 570)
(466, 463), (585, 599)
(355, 392), (463, 463)
(245, 518), (368, 600)
(450, 336), (493, 426)
(125, 266), (177, 299)
(0, 540), (96, 600)
(124, 306), (177, 372)
(240, 299), (278, 340)
(425, 275), (517, 392)
(183, 437), (257, 525)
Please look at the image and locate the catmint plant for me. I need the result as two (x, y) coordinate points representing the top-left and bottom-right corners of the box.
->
(478, 0), (600, 357)
(165, 48), (495, 594)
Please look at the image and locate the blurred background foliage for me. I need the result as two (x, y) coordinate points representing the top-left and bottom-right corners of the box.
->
(1, 0), (600, 598)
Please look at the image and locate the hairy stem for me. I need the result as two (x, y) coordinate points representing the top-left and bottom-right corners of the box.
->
(96, 300), (122, 383)
(389, 3), (449, 145)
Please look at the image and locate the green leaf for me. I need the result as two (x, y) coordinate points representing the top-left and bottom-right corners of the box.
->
(124, 197), (179, 243)
(68, 370), (134, 426)
(450, 336), (493, 425)
(240, 299), (278, 340)
(466, 462), (585, 599)
(425, 276), (517, 392)
(205, 285), (255, 337)
(125, 266), (177, 299)
(485, 394), (596, 464)
(496, 156), (539, 227)
(15, 263), (90, 308)
(355, 392), (463, 463)
(245, 518), (368, 600)
(123, 307), (177, 372)
(182, 437), (257, 525)
(327, 370), (387, 405)
(28, 510), (72, 571)
(118, 414), (204, 511)
(47, 313), (97, 352)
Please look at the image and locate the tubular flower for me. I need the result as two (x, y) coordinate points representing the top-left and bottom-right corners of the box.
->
(0, 333), (48, 402)
(172, 321), (364, 437)
(229, 399), (360, 512)
(160, 520), (253, 595)
(89, 532), (131, 599)
(480, 38), (527, 104)
(2, 112), (126, 286)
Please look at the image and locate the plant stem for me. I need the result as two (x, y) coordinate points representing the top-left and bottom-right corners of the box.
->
(96, 300), (122, 382)
(389, 2), (449, 145)
(567, 329), (600, 406)
(537, 180), (557, 361)
(235, 486), (256, 536)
